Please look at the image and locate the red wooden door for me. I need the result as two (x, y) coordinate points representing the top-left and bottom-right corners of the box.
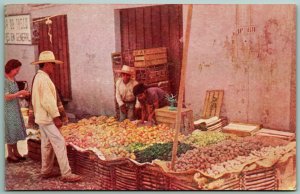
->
(120, 4), (183, 96)
(33, 15), (72, 101)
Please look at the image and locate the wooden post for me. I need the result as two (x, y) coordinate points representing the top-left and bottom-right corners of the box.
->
(171, 4), (193, 171)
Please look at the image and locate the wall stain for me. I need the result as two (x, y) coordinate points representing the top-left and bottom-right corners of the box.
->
(86, 53), (96, 64)
(21, 49), (28, 60)
(198, 62), (214, 72)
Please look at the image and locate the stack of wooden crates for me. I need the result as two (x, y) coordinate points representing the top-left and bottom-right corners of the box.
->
(133, 47), (170, 93)
(111, 47), (171, 119)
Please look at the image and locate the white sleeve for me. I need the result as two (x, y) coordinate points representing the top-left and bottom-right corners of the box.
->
(115, 79), (124, 107)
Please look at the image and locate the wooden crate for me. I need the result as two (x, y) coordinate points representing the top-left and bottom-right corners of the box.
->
(94, 159), (116, 190)
(139, 164), (170, 190)
(169, 178), (198, 190)
(122, 50), (134, 67)
(74, 150), (97, 177)
(115, 160), (140, 190)
(66, 145), (77, 171)
(111, 52), (123, 69)
(222, 122), (261, 137)
(133, 47), (167, 67)
(155, 106), (194, 135)
(241, 166), (278, 190)
(133, 47), (167, 56)
(27, 139), (41, 161)
(202, 90), (224, 119)
(214, 175), (242, 190)
(254, 128), (295, 141)
(27, 139), (70, 169)
(135, 64), (169, 84)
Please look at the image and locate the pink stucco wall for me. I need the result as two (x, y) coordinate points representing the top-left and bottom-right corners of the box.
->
(5, 4), (296, 131)
(185, 4), (296, 131)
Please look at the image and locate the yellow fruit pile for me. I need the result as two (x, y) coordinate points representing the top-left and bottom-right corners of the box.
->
(60, 116), (184, 160)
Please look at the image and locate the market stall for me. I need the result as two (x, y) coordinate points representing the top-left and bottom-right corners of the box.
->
(27, 115), (296, 190)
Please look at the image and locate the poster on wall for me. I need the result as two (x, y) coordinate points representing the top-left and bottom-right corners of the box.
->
(5, 14), (32, 45)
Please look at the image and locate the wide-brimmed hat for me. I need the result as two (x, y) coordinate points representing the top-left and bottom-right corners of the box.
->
(117, 65), (134, 75)
(31, 51), (63, 65)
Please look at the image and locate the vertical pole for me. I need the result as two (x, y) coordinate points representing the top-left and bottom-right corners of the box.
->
(171, 4), (193, 170)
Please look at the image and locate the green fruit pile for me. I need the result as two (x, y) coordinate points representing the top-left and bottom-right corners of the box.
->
(134, 142), (195, 163)
(182, 131), (231, 148)
(125, 142), (148, 153)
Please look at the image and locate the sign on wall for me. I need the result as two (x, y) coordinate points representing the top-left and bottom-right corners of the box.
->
(5, 15), (32, 45)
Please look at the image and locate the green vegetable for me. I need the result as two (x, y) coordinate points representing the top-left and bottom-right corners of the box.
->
(134, 142), (195, 163)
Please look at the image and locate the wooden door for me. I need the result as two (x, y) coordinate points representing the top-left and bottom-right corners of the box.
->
(120, 4), (183, 96)
(33, 15), (72, 101)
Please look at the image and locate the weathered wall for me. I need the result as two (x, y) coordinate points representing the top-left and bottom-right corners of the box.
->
(5, 4), (296, 131)
(4, 4), (150, 116)
(185, 4), (296, 131)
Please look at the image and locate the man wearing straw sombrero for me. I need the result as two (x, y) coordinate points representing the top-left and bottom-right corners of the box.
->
(115, 65), (140, 121)
(31, 51), (82, 182)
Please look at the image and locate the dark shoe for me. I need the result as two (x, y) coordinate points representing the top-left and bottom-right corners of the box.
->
(41, 172), (61, 179)
(61, 174), (82, 182)
(7, 157), (20, 163)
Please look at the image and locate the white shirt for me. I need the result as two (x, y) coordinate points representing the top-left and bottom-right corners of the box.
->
(32, 70), (60, 125)
(115, 78), (140, 108)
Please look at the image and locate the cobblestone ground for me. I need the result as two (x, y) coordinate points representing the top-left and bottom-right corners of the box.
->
(5, 158), (102, 190)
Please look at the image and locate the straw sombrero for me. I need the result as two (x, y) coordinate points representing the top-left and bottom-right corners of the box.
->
(116, 65), (134, 75)
(31, 51), (63, 65)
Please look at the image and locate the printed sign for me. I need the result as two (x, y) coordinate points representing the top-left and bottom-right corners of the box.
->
(5, 15), (32, 44)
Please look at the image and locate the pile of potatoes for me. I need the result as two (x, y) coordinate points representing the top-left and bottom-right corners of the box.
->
(174, 139), (265, 171)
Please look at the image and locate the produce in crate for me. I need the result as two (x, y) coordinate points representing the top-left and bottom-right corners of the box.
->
(60, 116), (185, 160)
(182, 130), (234, 148)
(173, 138), (266, 172)
(134, 142), (195, 163)
(172, 136), (293, 178)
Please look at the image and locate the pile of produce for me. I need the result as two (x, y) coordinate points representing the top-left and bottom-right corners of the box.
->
(125, 142), (147, 153)
(60, 116), (185, 160)
(195, 142), (295, 179)
(173, 138), (266, 172)
(134, 142), (195, 163)
(182, 130), (233, 148)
